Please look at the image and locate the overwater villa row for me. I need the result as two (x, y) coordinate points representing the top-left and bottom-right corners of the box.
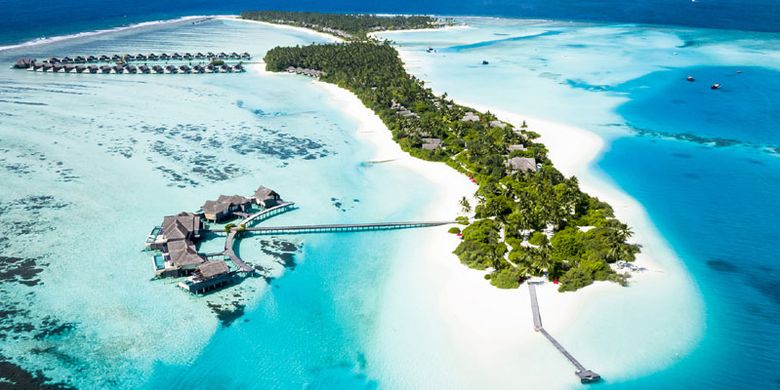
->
(145, 186), (284, 294)
(15, 51), (251, 65)
(13, 59), (245, 74)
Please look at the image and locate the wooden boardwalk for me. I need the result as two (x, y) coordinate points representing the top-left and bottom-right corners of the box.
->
(224, 202), (296, 273)
(527, 282), (601, 384)
(243, 221), (455, 235)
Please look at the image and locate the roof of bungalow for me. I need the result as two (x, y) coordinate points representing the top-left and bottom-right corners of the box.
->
(163, 221), (190, 241)
(201, 199), (230, 215)
(193, 261), (230, 281)
(162, 212), (201, 234)
(421, 137), (443, 150)
(216, 194), (251, 206)
(490, 120), (507, 129)
(507, 157), (538, 172)
(462, 112), (481, 122)
(507, 144), (526, 152)
(254, 186), (279, 201)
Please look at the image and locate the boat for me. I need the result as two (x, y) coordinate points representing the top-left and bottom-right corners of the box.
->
(482, 60), (489, 65)
(711, 83), (721, 90)
(687, 75), (695, 81)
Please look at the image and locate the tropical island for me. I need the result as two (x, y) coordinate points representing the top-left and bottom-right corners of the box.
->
(247, 11), (640, 292)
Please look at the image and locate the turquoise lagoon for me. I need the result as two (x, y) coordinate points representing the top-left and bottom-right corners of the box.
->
(0, 19), (464, 388)
(379, 18), (780, 388)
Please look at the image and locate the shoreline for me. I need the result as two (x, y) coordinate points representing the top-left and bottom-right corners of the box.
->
(249, 61), (649, 388)
(0, 15), (229, 53)
(222, 16), (344, 43)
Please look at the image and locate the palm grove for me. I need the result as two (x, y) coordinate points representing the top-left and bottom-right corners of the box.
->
(250, 11), (640, 292)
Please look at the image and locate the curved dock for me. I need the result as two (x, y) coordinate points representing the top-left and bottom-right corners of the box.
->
(224, 202), (296, 272)
(528, 282), (601, 384)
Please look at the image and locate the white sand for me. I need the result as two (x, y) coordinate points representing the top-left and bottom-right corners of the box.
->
(221, 16), (344, 43)
(249, 48), (701, 387)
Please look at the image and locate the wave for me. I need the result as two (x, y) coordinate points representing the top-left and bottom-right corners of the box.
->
(0, 15), (236, 53)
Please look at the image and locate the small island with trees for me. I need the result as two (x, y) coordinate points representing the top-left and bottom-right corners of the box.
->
(250, 11), (641, 292)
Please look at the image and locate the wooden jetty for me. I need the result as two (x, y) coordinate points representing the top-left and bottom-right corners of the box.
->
(242, 221), (455, 235)
(224, 202), (297, 273)
(528, 282), (601, 384)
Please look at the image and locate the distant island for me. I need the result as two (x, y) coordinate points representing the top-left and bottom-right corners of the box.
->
(240, 10), (450, 40)
(248, 11), (640, 292)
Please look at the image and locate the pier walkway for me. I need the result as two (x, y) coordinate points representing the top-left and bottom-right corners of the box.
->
(527, 282), (601, 384)
(243, 221), (454, 235)
(224, 202), (296, 272)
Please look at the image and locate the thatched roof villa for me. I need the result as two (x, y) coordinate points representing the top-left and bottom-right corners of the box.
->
(254, 186), (281, 208)
(507, 156), (538, 173)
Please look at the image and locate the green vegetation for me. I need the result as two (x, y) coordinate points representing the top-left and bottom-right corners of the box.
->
(224, 223), (236, 233)
(241, 11), (445, 40)
(260, 12), (639, 292)
(448, 227), (461, 234)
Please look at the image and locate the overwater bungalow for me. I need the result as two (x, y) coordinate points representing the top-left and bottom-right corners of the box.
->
(74, 56), (86, 63)
(13, 58), (34, 69)
(183, 53), (193, 60)
(159, 53), (170, 60)
(148, 53), (159, 60)
(99, 65), (112, 73)
(233, 64), (244, 72)
(124, 54), (135, 61)
(195, 52), (206, 59)
(220, 64), (231, 72)
(111, 54), (121, 61)
(162, 240), (205, 276)
(86, 55), (98, 62)
(139, 65), (151, 74)
(51, 64), (63, 73)
(178, 261), (234, 294)
(241, 52), (251, 59)
(127, 65), (137, 74)
(229, 52), (240, 59)
(179, 65), (191, 73)
(218, 52), (228, 59)
(136, 53), (147, 61)
(206, 64), (216, 72)
(207, 51), (215, 58)
(63, 64), (75, 73)
(88, 65), (99, 74)
(48, 57), (60, 63)
(506, 156), (538, 173)
(75, 65), (87, 73)
(193, 64), (204, 73)
(254, 186), (281, 208)
(201, 195), (252, 222)
(172, 53), (182, 60)
(112, 65), (125, 74)
(99, 55), (110, 62)
(152, 65), (164, 73)
(421, 137), (443, 151)
(42, 63), (53, 72)
(62, 56), (73, 63)
(32, 63), (43, 71)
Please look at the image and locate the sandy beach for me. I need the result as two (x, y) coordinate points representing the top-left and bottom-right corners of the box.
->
(223, 16), (344, 43)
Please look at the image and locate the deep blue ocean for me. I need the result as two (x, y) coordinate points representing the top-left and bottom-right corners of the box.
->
(1, 1), (779, 388)
(1, 0), (780, 47)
